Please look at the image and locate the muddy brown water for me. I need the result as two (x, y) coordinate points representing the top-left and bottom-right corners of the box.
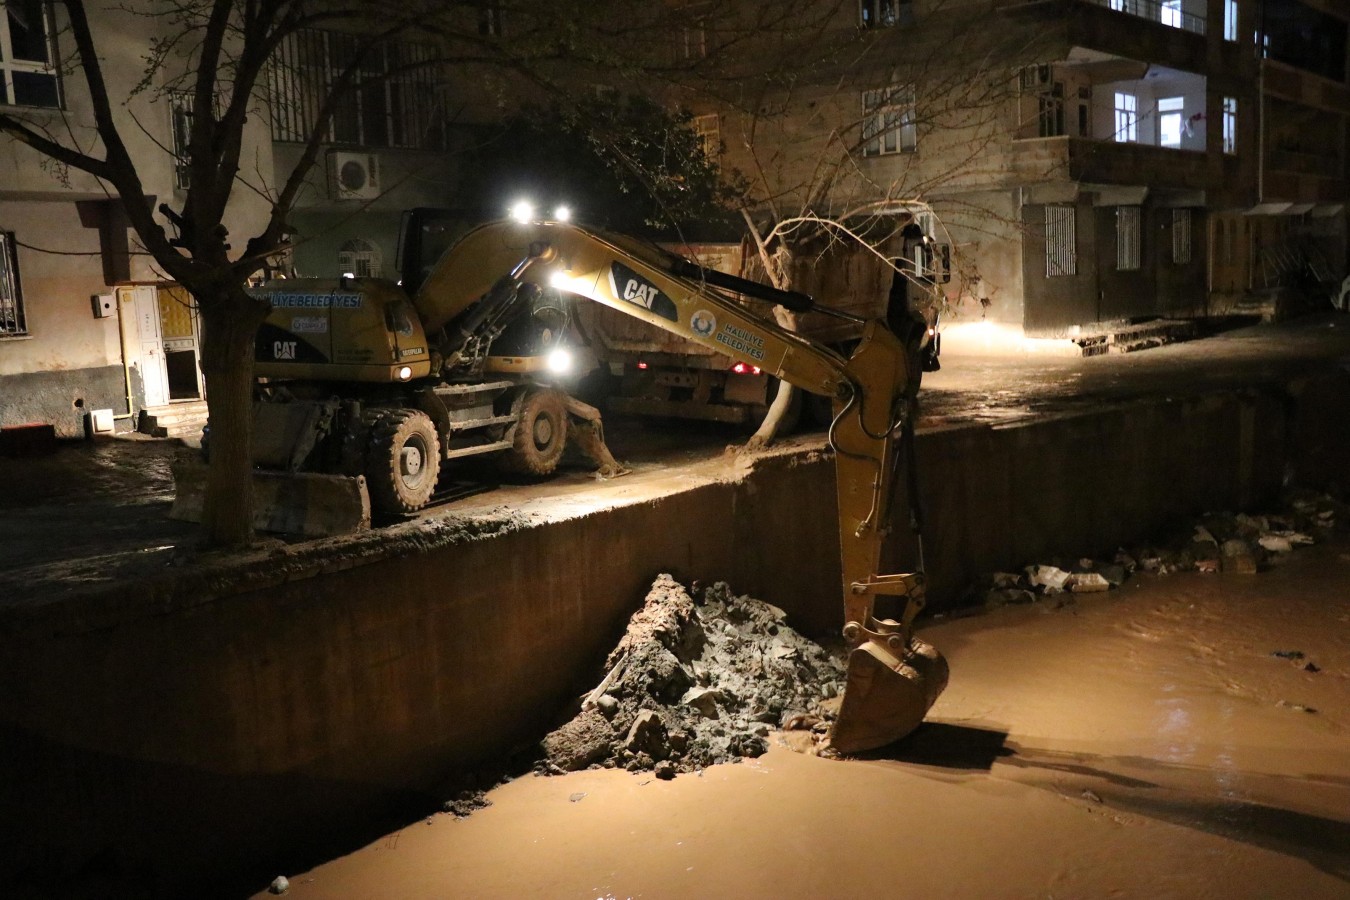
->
(257, 539), (1350, 899)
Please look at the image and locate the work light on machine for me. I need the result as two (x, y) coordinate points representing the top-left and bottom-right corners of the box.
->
(731, 362), (762, 376)
(397, 365), (413, 381)
(509, 199), (536, 224)
(546, 346), (573, 375)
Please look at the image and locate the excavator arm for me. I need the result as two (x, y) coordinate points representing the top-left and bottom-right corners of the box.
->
(421, 220), (947, 753)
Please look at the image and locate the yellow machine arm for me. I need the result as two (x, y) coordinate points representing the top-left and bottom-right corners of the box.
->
(419, 220), (947, 752)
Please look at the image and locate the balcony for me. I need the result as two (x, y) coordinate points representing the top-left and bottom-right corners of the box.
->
(999, 0), (1205, 34)
(1011, 136), (1212, 190)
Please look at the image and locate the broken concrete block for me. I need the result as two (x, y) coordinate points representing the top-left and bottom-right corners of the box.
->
(1258, 534), (1293, 553)
(1220, 539), (1258, 574)
(625, 709), (669, 759)
(1026, 564), (1071, 593)
(681, 687), (723, 718)
(1068, 572), (1110, 593)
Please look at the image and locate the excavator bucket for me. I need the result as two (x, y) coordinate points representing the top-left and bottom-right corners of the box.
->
(829, 634), (949, 755)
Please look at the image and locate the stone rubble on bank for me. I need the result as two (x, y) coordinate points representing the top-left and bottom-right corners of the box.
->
(970, 490), (1343, 610)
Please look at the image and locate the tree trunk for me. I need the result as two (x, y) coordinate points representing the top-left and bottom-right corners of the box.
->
(197, 286), (266, 548)
(746, 243), (800, 450)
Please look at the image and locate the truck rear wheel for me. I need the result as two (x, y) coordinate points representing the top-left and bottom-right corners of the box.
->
(367, 409), (441, 514)
(500, 388), (568, 476)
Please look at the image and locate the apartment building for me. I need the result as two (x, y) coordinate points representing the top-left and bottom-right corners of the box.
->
(710, 0), (1347, 343)
(0, 2), (461, 436)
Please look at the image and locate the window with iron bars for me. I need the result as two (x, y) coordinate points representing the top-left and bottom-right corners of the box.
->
(1173, 209), (1192, 264)
(268, 30), (447, 150)
(1045, 206), (1077, 277)
(1117, 206), (1141, 271)
(862, 84), (916, 156)
(0, 232), (27, 336)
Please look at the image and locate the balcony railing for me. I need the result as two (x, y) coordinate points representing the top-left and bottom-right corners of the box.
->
(1085, 0), (1206, 36)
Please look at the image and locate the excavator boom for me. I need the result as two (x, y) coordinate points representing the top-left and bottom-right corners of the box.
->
(423, 220), (947, 752)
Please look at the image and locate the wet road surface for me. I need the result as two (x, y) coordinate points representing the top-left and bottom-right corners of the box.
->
(2, 314), (1348, 598)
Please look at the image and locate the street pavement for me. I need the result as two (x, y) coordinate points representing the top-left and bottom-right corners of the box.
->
(1, 313), (1347, 601)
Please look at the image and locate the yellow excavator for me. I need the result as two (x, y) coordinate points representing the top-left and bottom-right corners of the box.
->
(249, 218), (947, 753)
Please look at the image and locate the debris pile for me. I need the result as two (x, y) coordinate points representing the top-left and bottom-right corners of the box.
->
(538, 574), (844, 779)
(971, 490), (1345, 610)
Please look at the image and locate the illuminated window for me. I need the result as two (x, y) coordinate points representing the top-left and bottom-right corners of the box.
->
(862, 83), (916, 155)
(0, 232), (27, 336)
(1161, 0), (1182, 28)
(1114, 92), (1137, 143)
(1222, 96), (1237, 154)
(1173, 209), (1192, 264)
(693, 114), (720, 164)
(1224, 0), (1238, 42)
(1045, 206), (1077, 277)
(0, 0), (61, 108)
(1159, 97), (1184, 148)
(338, 239), (382, 278)
(1116, 206), (1141, 271)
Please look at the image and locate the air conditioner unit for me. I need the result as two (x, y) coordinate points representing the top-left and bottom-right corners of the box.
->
(328, 151), (381, 200)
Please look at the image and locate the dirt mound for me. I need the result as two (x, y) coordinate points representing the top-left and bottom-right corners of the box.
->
(538, 575), (843, 778)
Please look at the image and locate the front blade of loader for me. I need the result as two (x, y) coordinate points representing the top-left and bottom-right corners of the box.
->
(829, 635), (949, 755)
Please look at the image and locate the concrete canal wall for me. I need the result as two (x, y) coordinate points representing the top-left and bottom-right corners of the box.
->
(1, 371), (1347, 893)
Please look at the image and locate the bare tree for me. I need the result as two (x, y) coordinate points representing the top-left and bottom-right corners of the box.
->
(0, 0), (840, 547)
(696, 0), (1054, 444)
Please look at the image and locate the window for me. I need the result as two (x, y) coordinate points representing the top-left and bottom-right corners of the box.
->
(1161, 0), (1182, 28)
(477, 1), (503, 37)
(338, 239), (382, 277)
(0, 0), (61, 108)
(860, 0), (912, 28)
(1223, 0), (1238, 41)
(1222, 96), (1237, 154)
(1114, 92), (1137, 142)
(1038, 83), (1065, 137)
(693, 114), (720, 164)
(269, 30), (447, 150)
(673, 1), (712, 60)
(1117, 206), (1141, 271)
(1045, 206), (1077, 277)
(0, 232), (26, 336)
(862, 84), (916, 156)
(1158, 97), (1184, 148)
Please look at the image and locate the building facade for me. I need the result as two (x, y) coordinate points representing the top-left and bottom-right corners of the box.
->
(706, 0), (1347, 345)
(0, 3), (463, 437)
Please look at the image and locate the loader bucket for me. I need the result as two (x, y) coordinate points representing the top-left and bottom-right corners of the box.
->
(829, 635), (948, 754)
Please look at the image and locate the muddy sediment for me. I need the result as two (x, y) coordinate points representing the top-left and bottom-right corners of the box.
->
(539, 575), (844, 778)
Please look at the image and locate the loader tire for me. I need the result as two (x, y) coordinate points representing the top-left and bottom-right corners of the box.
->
(366, 409), (441, 514)
(499, 388), (568, 476)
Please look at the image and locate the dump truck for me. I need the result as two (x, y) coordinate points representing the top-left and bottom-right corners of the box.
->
(574, 215), (949, 427)
(250, 217), (948, 752)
